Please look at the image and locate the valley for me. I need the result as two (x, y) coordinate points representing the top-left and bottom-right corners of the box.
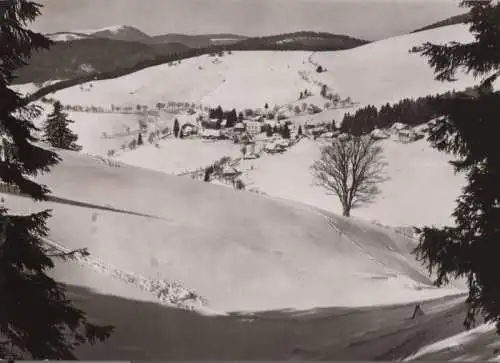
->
(3, 5), (499, 360)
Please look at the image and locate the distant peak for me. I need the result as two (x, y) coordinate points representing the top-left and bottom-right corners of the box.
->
(74, 25), (141, 35)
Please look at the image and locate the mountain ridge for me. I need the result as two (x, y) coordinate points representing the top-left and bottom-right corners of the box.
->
(16, 28), (368, 84)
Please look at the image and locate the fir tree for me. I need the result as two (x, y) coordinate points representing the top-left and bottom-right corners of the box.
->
(0, 1), (113, 359)
(137, 132), (143, 145)
(331, 119), (337, 131)
(173, 118), (180, 138)
(265, 125), (273, 138)
(281, 123), (291, 139)
(298, 125), (303, 137)
(412, 0), (500, 333)
(43, 101), (82, 151)
(215, 105), (223, 120)
(321, 85), (328, 97)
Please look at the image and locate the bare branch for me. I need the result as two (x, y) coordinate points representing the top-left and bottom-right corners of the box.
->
(311, 136), (387, 216)
(42, 246), (89, 261)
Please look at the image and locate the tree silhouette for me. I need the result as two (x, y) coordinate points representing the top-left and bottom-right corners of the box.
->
(43, 101), (82, 151)
(173, 118), (180, 138)
(0, 1), (113, 359)
(311, 136), (387, 217)
(412, 0), (500, 333)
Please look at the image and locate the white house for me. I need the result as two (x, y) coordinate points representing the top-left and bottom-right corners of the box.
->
(243, 120), (262, 135)
(234, 122), (246, 132)
(397, 129), (423, 143)
(222, 166), (240, 178)
(390, 122), (410, 133)
(320, 131), (338, 139)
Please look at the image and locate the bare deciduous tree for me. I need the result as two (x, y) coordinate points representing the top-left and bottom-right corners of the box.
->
(311, 136), (387, 217)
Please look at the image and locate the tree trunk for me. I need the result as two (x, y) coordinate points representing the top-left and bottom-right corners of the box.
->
(342, 203), (351, 217)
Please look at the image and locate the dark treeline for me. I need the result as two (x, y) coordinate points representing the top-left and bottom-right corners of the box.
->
(229, 31), (368, 51)
(340, 87), (478, 135)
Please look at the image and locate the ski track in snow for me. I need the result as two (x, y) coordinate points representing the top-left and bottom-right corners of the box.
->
(42, 236), (209, 312)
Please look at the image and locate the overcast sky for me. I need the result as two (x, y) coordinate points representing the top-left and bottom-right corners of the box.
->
(32, 0), (463, 41)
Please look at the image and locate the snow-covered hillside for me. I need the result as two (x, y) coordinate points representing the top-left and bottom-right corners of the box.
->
(239, 136), (464, 228)
(47, 32), (91, 42)
(405, 324), (500, 361)
(11, 24), (477, 230)
(73, 25), (132, 36)
(2, 148), (463, 313)
(311, 24), (478, 108)
(56, 115), (462, 228)
(32, 24), (480, 112)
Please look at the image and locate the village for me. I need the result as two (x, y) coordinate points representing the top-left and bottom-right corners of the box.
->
(37, 93), (430, 192)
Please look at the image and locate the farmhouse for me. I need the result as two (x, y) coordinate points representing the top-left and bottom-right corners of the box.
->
(390, 122), (410, 134)
(181, 123), (197, 136)
(237, 131), (254, 145)
(371, 128), (390, 140)
(222, 166), (241, 178)
(264, 140), (288, 154)
(320, 131), (340, 139)
(244, 153), (259, 160)
(200, 129), (222, 139)
(307, 104), (322, 114)
(397, 129), (424, 144)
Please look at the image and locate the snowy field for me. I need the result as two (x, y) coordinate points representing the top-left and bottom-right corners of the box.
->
(240, 136), (464, 228)
(311, 24), (479, 108)
(65, 111), (142, 155)
(2, 148), (463, 313)
(115, 138), (241, 175)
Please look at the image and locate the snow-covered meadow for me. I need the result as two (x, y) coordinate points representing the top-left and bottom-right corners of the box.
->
(2, 148), (464, 313)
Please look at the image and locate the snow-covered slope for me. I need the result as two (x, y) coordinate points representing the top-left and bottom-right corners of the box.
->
(311, 24), (478, 108)
(74, 25), (134, 36)
(2, 148), (462, 313)
(47, 32), (91, 42)
(37, 24), (480, 111)
(42, 51), (310, 110)
(405, 324), (500, 361)
(240, 136), (464, 228)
